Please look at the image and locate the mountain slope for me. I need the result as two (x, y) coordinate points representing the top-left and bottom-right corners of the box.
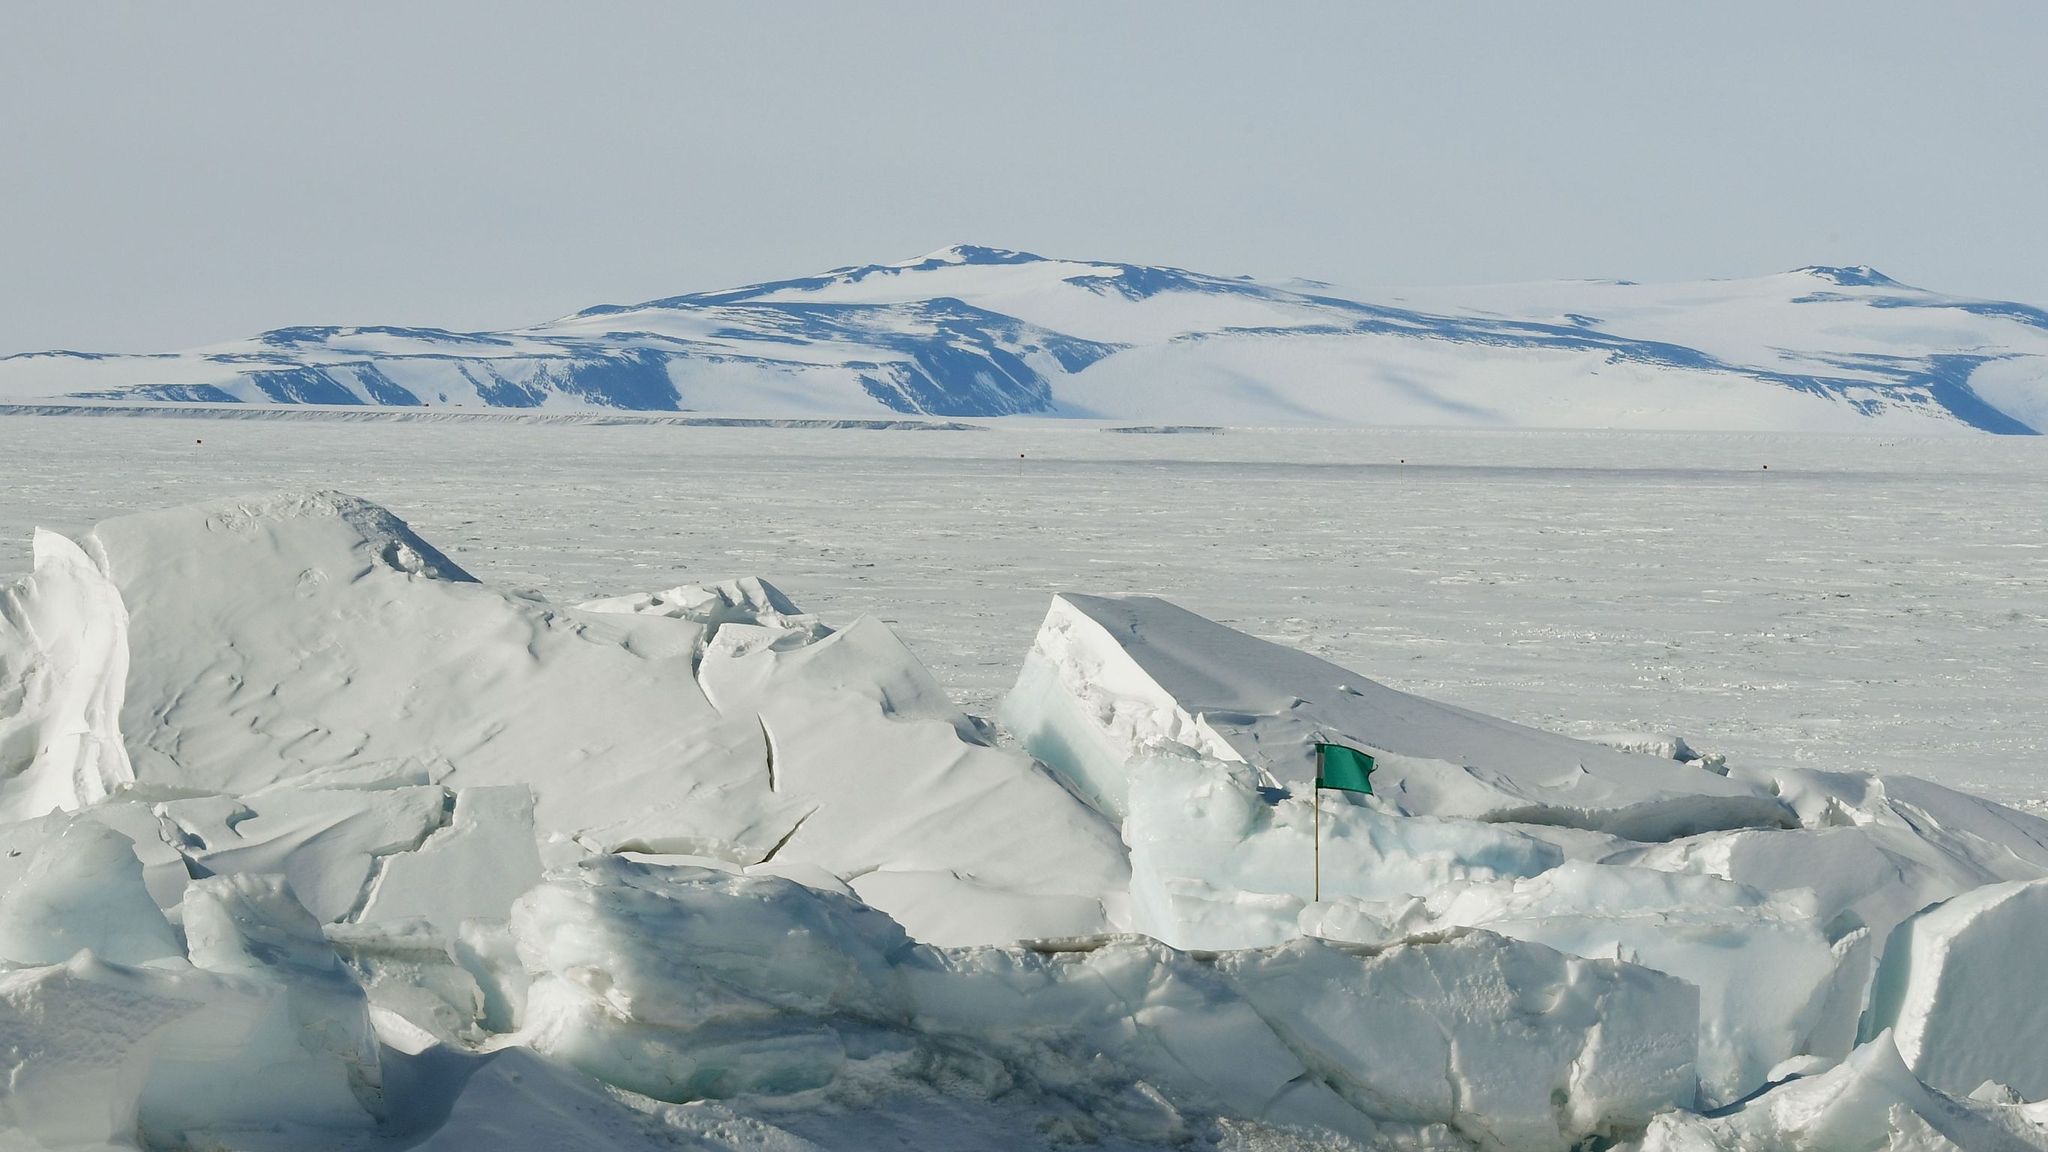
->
(4, 247), (2045, 432)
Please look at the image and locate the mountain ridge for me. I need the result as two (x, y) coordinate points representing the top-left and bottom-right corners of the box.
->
(4, 246), (2044, 433)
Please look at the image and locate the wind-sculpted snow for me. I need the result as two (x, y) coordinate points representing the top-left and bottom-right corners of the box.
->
(6, 491), (2048, 1149)
(71, 490), (1127, 944)
(4, 245), (2046, 430)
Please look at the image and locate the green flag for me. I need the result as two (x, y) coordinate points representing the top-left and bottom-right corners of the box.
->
(1315, 743), (1375, 795)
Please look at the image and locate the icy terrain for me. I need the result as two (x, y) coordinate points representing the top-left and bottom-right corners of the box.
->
(4, 246), (2048, 432)
(4, 419), (2042, 808)
(2, 434), (2047, 1147)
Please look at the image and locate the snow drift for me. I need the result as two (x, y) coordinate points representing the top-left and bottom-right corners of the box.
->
(4, 490), (2048, 1150)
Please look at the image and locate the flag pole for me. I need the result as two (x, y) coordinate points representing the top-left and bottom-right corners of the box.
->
(1313, 746), (1322, 904)
(1309, 741), (1376, 906)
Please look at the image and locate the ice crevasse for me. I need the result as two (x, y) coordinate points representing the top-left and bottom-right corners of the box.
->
(0, 490), (2043, 1151)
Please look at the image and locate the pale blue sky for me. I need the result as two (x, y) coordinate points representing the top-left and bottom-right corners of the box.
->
(3, 2), (2044, 352)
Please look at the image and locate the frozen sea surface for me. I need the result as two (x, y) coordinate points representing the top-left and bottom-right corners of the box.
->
(3, 414), (2043, 807)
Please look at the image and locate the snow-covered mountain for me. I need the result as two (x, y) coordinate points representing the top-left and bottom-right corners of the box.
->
(6, 245), (2047, 432)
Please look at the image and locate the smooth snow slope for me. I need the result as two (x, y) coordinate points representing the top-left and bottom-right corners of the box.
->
(3, 247), (2046, 431)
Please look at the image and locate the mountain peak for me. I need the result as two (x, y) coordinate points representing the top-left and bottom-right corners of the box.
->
(911, 245), (1048, 268)
(1795, 265), (1900, 288)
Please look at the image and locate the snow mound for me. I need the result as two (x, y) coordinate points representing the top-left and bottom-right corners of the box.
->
(1002, 593), (1792, 836)
(1639, 1032), (2048, 1151)
(1864, 879), (2048, 1101)
(83, 490), (758, 846)
(0, 953), (210, 1151)
(80, 489), (1125, 944)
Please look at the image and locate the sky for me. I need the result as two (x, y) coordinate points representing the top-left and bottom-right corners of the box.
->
(3, 2), (2045, 353)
